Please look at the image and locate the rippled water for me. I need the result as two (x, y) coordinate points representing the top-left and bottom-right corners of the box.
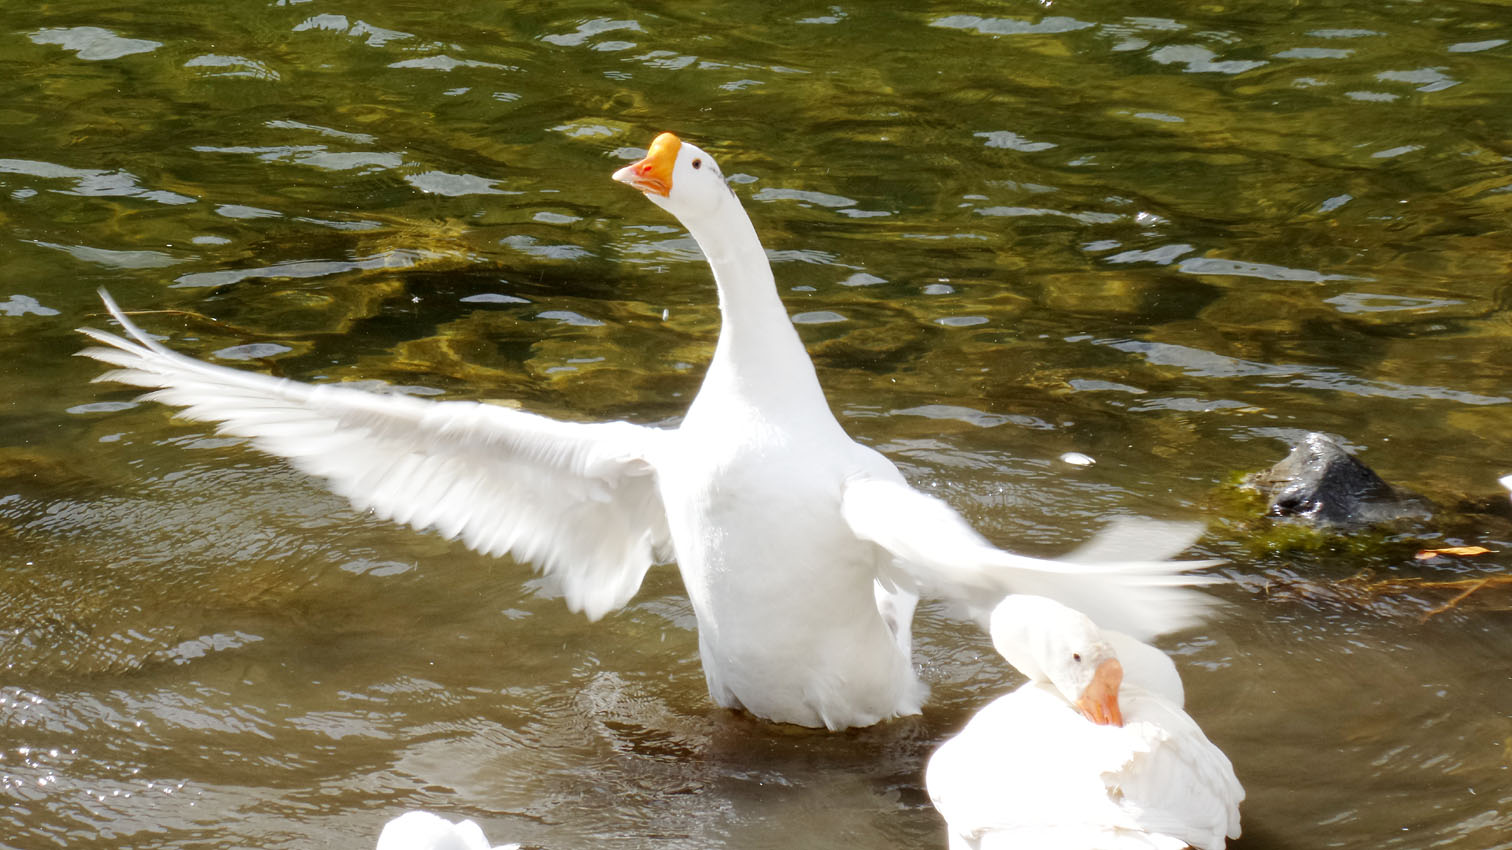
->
(3, 1), (1511, 848)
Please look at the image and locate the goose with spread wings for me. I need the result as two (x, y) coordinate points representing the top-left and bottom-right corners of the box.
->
(80, 132), (1218, 730)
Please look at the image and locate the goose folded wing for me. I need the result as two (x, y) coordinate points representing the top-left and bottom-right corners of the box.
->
(1113, 700), (1246, 847)
(78, 292), (672, 620)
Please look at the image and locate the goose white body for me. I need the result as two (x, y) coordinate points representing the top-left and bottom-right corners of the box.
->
(80, 133), (1217, 730)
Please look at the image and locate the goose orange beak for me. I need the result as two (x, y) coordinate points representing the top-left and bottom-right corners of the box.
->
(1075, 659), (1124, 727)
(612, 132), (681, 197)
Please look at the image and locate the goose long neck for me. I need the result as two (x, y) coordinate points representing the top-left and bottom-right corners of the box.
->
(683, 194), (827, 409)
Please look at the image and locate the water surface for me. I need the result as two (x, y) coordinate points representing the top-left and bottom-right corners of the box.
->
(2, 1), (1511, 848)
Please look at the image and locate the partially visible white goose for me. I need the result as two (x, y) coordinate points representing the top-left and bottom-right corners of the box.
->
(375, 811), (518, 850)
(926, 595), (1243, 850)
(79, 131), (1218, 731)
(1500, 473), (1512, 498)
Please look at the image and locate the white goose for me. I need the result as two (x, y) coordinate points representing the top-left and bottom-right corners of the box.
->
(79, 132), (1218, 730)
(926, 595), (1243, 850)
(375, 811), (518, 850)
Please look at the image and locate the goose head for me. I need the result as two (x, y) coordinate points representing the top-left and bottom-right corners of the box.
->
(990, 595), (1125, 727)
(613, 132), (735, 222)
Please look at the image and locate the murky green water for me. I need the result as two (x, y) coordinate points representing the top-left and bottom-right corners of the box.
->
(3, 1), (1511, 848)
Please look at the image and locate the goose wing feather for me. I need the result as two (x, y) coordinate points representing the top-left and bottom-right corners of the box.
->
(839, 475), (1219, 641)
(79, 291), (672, 620)
(1113, 692), (1245, 849)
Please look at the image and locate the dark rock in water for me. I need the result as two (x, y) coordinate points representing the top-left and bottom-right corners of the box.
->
(1246, 433), (1432, 527)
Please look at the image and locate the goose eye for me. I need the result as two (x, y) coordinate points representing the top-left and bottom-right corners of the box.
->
(1072, 653), (1082, 663)
(692, 158), (702, 170)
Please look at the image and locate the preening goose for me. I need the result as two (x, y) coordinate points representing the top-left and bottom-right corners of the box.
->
(926, 595), (1243, 849)
(79, 132), (1218, 730)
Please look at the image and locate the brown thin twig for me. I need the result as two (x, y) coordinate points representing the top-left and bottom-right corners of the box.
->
(1419, 578), (1494, 623)
(1266, 572), (1512, 618)
(113, 308), (224, 321)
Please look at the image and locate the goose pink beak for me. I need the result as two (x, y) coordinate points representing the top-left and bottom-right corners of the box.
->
(612, 132), (681, 197)
(1075, 659), (1124, 727)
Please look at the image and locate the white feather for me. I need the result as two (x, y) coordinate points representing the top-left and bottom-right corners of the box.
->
(839, 475), (1221, 642)
(80, 290), (672, 622)
(375, 811), (518, 850)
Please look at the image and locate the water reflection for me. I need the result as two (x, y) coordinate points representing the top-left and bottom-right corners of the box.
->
(3, 0), (1512, 847)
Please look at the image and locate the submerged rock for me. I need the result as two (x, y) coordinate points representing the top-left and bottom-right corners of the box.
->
(1245, 432), (1431, 527)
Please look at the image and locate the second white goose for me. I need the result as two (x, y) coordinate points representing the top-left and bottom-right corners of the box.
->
(926, 595), (1243, 849)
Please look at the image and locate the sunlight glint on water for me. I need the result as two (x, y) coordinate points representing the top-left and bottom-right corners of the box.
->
(1, 2), (1510, 848)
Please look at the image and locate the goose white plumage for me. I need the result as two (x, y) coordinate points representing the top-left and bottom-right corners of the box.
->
(375, 811), (518, 850)
(79, 131), (1219, 730)
(926, 595), (1243, 850)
